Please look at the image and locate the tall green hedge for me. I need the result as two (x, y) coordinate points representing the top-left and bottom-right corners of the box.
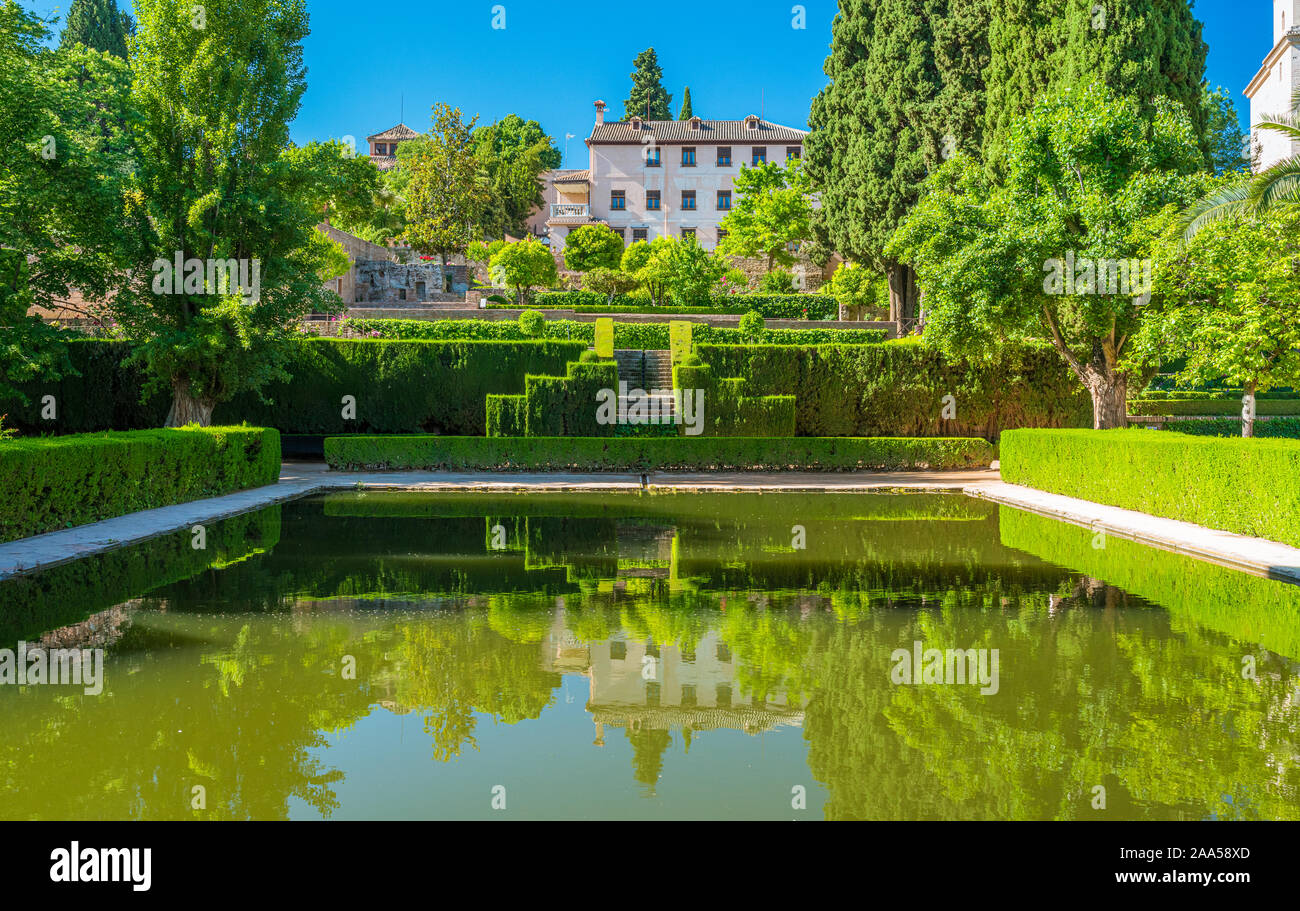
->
(2, 338), (586, 436)
(1128, 398), (1300, 416)
(486, 395), (526, 437)
(697, 342), (1091, 440)
(524, 362), (619, 437)
(530, 292), (838, 319)
(1000, 429), (1300, 548)
(673, 363), (795, 437)
(324, 435), (996, 472)
(0, 426), (280, 542)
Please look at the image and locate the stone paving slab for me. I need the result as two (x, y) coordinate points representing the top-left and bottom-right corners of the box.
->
(966, 481), (1300, 585)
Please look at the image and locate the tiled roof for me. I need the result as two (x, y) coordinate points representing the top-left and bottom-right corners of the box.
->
(551, 169), (590, 184)
(370, 155), (398, 172)
(590, 118), (807, 144)
(367, 123), (419, 142)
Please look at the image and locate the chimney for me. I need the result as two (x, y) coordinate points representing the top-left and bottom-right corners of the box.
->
(594, 100), (606, 126)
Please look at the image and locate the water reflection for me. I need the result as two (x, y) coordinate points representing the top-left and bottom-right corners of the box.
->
(0, 491), (1297, 820)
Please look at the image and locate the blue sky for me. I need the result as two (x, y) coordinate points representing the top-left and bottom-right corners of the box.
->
(25, 0), (1270, 168)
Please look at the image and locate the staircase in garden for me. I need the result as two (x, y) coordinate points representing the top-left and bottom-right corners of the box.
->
(612, 350), (677, 427)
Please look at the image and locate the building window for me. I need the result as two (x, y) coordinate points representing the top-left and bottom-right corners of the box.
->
(646, 190), (661, 211)
(717, 190), (731, 210)
(645, 147), (661, 167)
(681, 685), (697, 708)
(682, 227), (696, 240)
(611, 189), (626, 210)
(633, 227), (648, 242)
(645, 682), (661, 707)
(613, 226), (626, 242)
(716, 643), (731, 662)
(398, 289), (407, 301)
(786, 146), (802, 160)
(682, 146), (696, 166)
(716, 684), (732, 708)
(752, 147), (767, 166)
(681, 190), (696, 211)
(610, 640), (627, 661)
(717, 146), (731, 166)
(717, 227), (728, 244)
(415, 281), (426, 299)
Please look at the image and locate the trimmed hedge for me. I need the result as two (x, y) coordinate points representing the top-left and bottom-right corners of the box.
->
(0, 426), (280, 543)
(486, 394), (526, 437)
(529, 292), (838, 319)
(673, 363), (796, 437)
(524, 361), (619, 436)
(1139, 389), (1298, 401)
(3, 338), (586, 436)
(324, 435), (996, 472)
(698, 342), (1090, 440)
(1000, 428), (1300, 547)
(343, 317), (886, 349)
(1129, 398), (1300, 416)
(1165, 418), (1300, 439)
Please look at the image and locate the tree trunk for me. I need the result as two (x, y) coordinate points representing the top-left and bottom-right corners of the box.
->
(887, 262), (919, 331)
(165, 380), (215, 428)
(1083, 371), (1128, 430)
(1242, 382), (1257, 439)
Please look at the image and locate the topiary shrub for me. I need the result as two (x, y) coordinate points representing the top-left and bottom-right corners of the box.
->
(518, 310), (545, 338)
(738, 310), (765, 341)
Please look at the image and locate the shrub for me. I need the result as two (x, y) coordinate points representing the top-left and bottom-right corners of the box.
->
(563, 225), (625, 272)
(1149, 417), (1300, 439)
(738, 310), (765, 341)
(524, 361), (619, 436)
(759, 269), (797, 294)
(518, 310), (545, 338)
(583, 267), (638, 303)
(490, 237), (557, 304)
(1127, 398), (1300, 416)
(325, 435), (997, 472)
(730, 294), (837, 320)
(999, 428), (1300, 547)
(698, 342), (1090, 440)
(0, 426), (280, 542)
(486, 395), (526, 437)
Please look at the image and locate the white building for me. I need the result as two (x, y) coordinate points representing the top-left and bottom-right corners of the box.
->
(1245, 1), (1300, 172)
(542, 100), (808, 251)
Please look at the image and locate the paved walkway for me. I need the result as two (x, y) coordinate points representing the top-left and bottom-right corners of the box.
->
(4, 464), (1297, 587)
(967, 481), (1300, 585)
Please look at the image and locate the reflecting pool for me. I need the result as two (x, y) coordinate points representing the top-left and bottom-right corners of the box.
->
(2, 491), (1298, 820)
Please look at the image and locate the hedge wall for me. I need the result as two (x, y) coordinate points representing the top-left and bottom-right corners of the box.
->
(2, 338), (586, 436)
(344, 318), (886, 349)
(1000, 428), (1300, 547)
(1128, 398), (1300, 416)
(0, 426), (280, 543)
(673, 363), (796, 437)
(697, 342), (1091, 440)
(486, 394), (526, 437)
(1164, 418), (1300, 439)
(529, 292), (838, 319)
(324, 435), (996, 472)
(524, 361), (619, 436)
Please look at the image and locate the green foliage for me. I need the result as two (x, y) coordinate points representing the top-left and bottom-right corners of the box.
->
(717, 160), (814, 271)
(889, 81), (1212, 427)
(698, 341), (1091, 439)
(402, 103), (488, 264)
(623, 48), (672, 120)
(582, 267), (638, 303)
(824, 261), (887, 320)
(472, 114), (562, 239)
(672, 361), (796, 437)
(678, 86), (693, 120)
(0, 426), (279, 542)
(1162, 418), (1300, 439)
(659, 236), (725, 307)
(490, 237), (558, 303)
(1128, 400), (1300, 417)
(325, 435), (996, 472)
(485, 394), (526, 437)
(528, 290), (837, 318)
(58, 0), (134, 58)
(1202, 86), (1250, 176)
(524, 362), (618, 436)
(669, 321), (692, 365)
(1000, 428), (1300, 548)
(758, 269), (797, 294)
(116, 0), (356, 423)
(738, 310), (765, 341)
(518, 310), (545, 338)
(341, 318), (887, 349)
(593, 318), (614, 358)
(563, 224), (625, 272)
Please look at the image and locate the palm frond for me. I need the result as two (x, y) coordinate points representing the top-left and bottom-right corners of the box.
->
(1178, 183), (1253, 243)
(1246, 155), (1300, 209)
(1254, 111), (1300, 142)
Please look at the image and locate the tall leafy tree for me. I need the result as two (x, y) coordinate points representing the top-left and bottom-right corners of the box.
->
(805, 0), (943, 323)
(717, 159), (815, 272)
(404, 103), (490, 270)
(58, 0), (134, 59)
(471, 114), (560, 239)
(889, 82), (1212, 428)
(980, 0), (1064, 169)
(112, 0), (358, 426)
(623, 48), (672, 121)
(0, 0), (144, 400)
(678, 86), (693, 120)
(1201, 86), (1249, 176)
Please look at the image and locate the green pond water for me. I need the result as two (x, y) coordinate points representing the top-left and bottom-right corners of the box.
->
(2, 490), (1299, 821)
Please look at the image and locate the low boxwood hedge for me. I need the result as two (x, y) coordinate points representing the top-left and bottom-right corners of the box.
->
(1165, 418), (1300, 439)
(1129, 398), (1300, 416)
(343, 318), (886, 349)
(999, 428), (1300, 547)
(530, 292), (838, 319)
(0, 426), (280, 543)
(324, 435), (996, 472)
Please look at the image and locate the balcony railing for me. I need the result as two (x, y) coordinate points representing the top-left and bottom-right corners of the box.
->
(550, 203), (590, 218)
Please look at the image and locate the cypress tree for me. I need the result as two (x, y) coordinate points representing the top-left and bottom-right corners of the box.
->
(805, 0), (944, 322)
(930, 0), (991, 159)
(981, 0), (1065, 170)
(623, 48), (672, 121)
(679, 86), (693, 120)
(59, 0), (135, 59)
